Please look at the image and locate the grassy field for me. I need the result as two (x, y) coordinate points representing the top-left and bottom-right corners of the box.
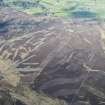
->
(2, 0), (105, 20)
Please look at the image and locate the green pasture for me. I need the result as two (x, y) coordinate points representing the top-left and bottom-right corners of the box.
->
(3, 0), (105, 20)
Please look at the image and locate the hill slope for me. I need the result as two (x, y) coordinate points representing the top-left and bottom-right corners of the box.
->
(0, 8), (105, 105)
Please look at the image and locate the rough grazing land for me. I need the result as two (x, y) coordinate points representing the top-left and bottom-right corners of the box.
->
(0, 8), (105, 105)
(1, 0), (105, 20)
